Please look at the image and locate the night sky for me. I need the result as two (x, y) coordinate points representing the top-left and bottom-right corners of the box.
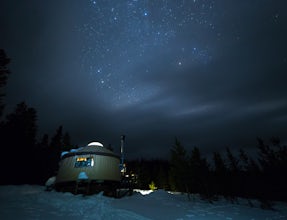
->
(1, 0), (287, 159)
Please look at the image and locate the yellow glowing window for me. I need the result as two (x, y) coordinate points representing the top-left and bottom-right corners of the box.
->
(75, 157), (94, 168)
(77, 157), (87, 162)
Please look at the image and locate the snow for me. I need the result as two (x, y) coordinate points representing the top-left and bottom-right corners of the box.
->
(45, 176), (56, 189)
(0, 185), (287, 220)
(61, 151), (69, 157)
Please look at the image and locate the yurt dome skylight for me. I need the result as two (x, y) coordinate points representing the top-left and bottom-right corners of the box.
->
(87, 142), (104, 147)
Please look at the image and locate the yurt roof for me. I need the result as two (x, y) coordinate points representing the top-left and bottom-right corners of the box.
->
(61, 142), (120, 160)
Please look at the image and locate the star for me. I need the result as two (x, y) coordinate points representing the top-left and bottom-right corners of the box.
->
(79, 0), (217, 105)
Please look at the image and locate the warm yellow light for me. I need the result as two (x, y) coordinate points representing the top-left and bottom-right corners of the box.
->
(77, 157), (87, 162)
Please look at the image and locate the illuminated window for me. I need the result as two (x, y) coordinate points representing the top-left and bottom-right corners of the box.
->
(74, 157), (94, 168)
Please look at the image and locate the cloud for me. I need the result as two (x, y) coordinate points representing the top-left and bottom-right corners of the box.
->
(1, 0), (287, 159)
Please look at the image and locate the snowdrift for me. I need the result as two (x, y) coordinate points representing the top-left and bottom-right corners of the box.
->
(0, 185), (286, 219)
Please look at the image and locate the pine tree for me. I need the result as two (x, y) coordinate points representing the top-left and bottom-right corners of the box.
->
(0, 49), (10, 118)
(39, 134), (49, 148)
(239, 148), (249, 171)
(169, 138), (189, 193)
(255, 137), (287, 201)
(46, 126), (63, 178)
(189, 147), (210, 196)
(212, 151), (227, 196)
(226, 147), (239, 173)
(0, 102), (38, 184)
(225, 147), (240, 197)
(62, 132), (73, 151)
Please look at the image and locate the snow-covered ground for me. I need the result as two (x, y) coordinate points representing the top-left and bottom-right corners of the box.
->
(0, 185), (286, 220)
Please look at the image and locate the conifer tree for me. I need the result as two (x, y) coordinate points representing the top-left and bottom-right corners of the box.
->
(212, 151), (227, 196)
(46, 126), (63, 178)
(62, 132), (73, 151)
(0, 102), (38, 184)
(239, 148), (249, 171)
(189, 147), (210, 196)
(226, 147), (239, 173)
(256, 137), (287, 201)
(0, 49), (10, 118)
(225, 147), (240, 197)
(39, 134), (49, 149)
(169, 138), (189, 193)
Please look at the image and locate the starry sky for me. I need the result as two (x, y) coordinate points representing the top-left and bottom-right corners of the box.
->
(1, 0), (287, 159)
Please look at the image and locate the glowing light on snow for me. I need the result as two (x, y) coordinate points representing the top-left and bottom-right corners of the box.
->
(133, 189), (154, 195)
(167, 191), (182, 195)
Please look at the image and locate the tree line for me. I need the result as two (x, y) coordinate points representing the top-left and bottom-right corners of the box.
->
(126, 137), (287, 202)
(0, 49), (76, 185)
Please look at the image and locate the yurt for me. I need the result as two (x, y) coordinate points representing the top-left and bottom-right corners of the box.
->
(54, 142), (121, 195)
